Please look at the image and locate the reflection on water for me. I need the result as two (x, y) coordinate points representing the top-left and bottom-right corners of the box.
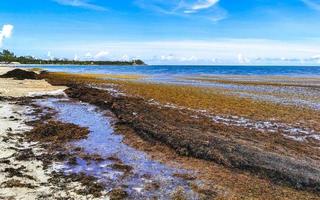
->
(40, 98), (198, 199)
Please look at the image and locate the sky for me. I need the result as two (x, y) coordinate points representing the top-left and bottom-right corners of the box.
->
(1, 0), (320, 65)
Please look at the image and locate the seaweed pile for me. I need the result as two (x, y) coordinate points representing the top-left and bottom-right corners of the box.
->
(0, 69), (38, 80)
(26, 120), (89, 143)
(65, 85), (320, 192)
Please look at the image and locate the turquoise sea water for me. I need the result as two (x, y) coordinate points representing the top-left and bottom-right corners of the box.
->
(21, 65), (320, 77)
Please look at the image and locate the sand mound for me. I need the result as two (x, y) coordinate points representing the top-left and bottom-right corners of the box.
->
(0, 69), (38, 80)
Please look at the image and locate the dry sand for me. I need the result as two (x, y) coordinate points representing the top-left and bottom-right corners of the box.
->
(0, 67), (67, 97)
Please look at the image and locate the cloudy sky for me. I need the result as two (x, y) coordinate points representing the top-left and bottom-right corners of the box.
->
(1, 0), (320, 65)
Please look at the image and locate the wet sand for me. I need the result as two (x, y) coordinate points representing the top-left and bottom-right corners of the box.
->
(181, 75), (320, 111)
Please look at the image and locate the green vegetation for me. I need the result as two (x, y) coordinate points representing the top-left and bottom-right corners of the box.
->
(0, 49), (146, 65)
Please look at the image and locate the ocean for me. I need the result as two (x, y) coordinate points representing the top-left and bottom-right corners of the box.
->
(20, 65), (320, 77)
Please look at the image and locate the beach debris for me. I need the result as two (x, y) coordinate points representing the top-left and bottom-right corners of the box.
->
(108, 188), (128, 200)
(170, 186), (188, 200)
(173, 173), (197, 181)
(1, 179), (36, 189)
(26, 120), (89, 143)
(110, 163), (134, 175)
(49, 172), (106, 198)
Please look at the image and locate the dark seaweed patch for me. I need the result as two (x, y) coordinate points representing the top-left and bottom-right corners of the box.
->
(0, 69), (38, 80)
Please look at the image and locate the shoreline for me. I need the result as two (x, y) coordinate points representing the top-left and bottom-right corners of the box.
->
(0, 63), (147, 67)
(2, 63), (320, 67)
(0, 68), (110, 199)
(0, 67), (319, 199)
(42, 71), (320, 195)
(0, 97), (109, 199)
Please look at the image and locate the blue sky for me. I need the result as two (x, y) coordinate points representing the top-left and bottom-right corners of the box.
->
(1, 0), (320, 65)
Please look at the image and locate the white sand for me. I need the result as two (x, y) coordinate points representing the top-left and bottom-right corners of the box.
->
(0, 66), (15, 75)
(0, 102), (49, 199)
(0, 102), (107, 199)
(0, 67), (107, 199)
(0, 67), (67, 97)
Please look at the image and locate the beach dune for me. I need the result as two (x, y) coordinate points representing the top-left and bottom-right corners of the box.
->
(0, 67), (66, 97)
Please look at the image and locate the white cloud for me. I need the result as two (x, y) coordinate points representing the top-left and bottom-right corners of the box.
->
(302, 54), (320, 63)
(190, 0), (219, 11)
(29, 39), (320, 65)
(94, 51), (109, 59)
(47, 51), (54, 60)
(184, 10), (196, 14)
(302, 0), (320, 11)
(237, 53), (250, 64)
(0, 24), (14, 47)
(157, 54), (199, 62)
(84, 52), (92, 59)
(160, 54), (175, 61)
(121, 54), (129, 60)
(52, 0), (107, 11)
(135, 0), (226, 22)
(311, 54), (320, 59)
(74, 54), (79, 61)
(83, 51), (112, 60)
(180, 56), (198, 62)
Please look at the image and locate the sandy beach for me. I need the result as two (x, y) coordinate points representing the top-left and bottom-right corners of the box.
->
(0, 67), (108, 199)
(4, 0), (320, 198)
(0, 101), (99, 199)
(0, 67), (66, 97)
(0, 67), (319, 199)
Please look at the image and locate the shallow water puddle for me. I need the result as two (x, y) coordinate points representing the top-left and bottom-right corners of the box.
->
(38, 98), (198, 199)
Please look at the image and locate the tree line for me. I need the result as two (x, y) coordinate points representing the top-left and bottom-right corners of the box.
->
(0, 49), (145, 65)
